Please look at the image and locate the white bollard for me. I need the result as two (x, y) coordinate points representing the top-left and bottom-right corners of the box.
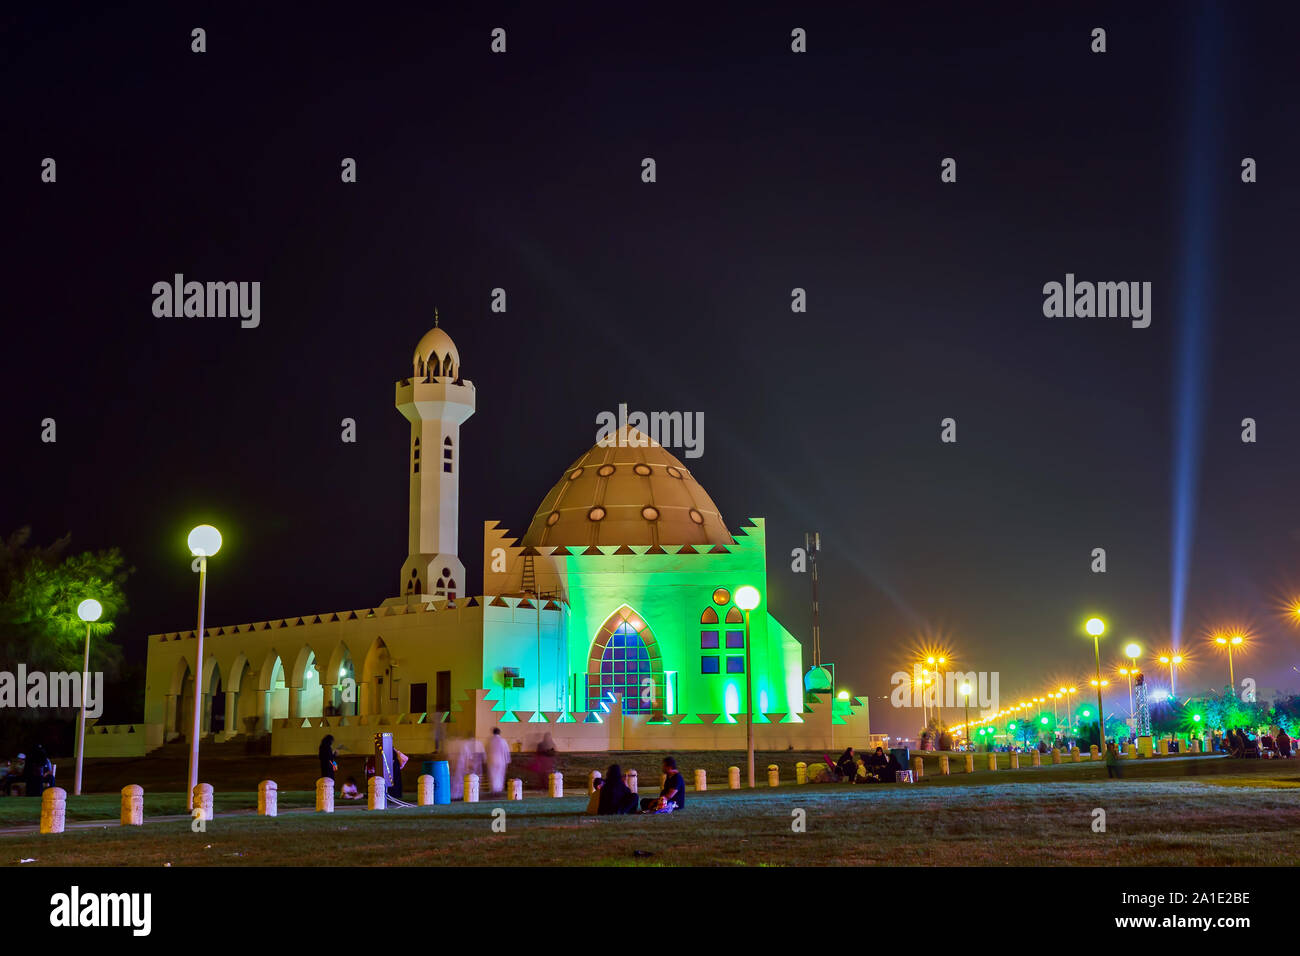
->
(258, 780), (277, 817)
(964, 754), (974, 773)
(368, 775), (386, 810)
(1126, 744), (1138, 759)
(508, 778), (523, 800)
(193, 783), (214, 821)
(41, 787), (66, 834)
(728, 766), (741, 789)
(549, 772), (564, 797)
(1072, 747), (1082, 762)
(587, 770), (602, 795)
(988, 754), (998, 771)
(767, 764), (779, 787)
(1009, 752), (1019, 769)
(694, 769), (707, 792)
(418, 774), (435, 806)
(626, 770), (638, 794)
(1091, 745), (1100, 760)
(1031, 750), (1041, 768)
(796, 761), (808, 784)
(316, 777), (335, 813)
(938, 754), (950, 775)
(465, 773), (480, 802)
(1051, 748), (1062, 765)
(120, 784), (143, 826)
(911, 756), (924, 780)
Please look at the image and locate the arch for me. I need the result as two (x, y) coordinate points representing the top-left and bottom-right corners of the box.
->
(700, 606), (719, 625)
(201, 656), (222, 695)
(586, 605), (663, 715)
(227, 652), (252, 692)
(724, 606), (744, 624)
(361, 636), (396, 715)
(443, 435), (454, 474)
(325, 642), (358, 716)
(168, 655), (193, 697)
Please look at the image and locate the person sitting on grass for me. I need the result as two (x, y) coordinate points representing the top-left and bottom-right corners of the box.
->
(835, 746), (856, 782)
(598, 764), (637, 815)
(883, 750), (903, 782)
(340, 776), (362, 800)
(866, 747), (889, 782)
(585, 775), (603, 815)
(640, 756), (685, 812)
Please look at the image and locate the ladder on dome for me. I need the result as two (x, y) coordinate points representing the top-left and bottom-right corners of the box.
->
(521, 554), (536, 597)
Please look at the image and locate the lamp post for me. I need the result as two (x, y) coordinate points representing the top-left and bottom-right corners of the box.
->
(960, 682), (972, 749)
(73, 598), (103, 796)
(1086, 617), (1106, 749)
(1214, 634), (1244, 693)
(186, 524), (222, 811)
(1158, 654), (1183, 697)
(735, 585), (761, 788)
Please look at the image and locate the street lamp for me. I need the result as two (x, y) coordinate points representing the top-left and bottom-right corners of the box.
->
(1064, 686), (1077, 732)
(186, 524), (222, 811)
(73, 598), (103, 797)
(1214, 634), (1244, 692)
(1085, 617), (1106, 750)
(960, 682), (972, 748)
(735, 585), (761, 788)
(1158, 654), (1184, 696)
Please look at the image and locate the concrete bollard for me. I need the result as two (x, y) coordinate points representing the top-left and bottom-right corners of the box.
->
(694, 769), (707, 792)
(316, 777), (335, 813)
(549, 772), (564, 797)
(258, 780), (278, 817)
(1090, 744), (1100, 760)
(911, 756), (924, 780)
(587, 770), (602, 795)
(41, 787), (66, 834)
(465, 773), (480, 803)
(1031, 750), (1042, 768)
(964, 754), (974, 773)
(1072, 747), (1082, 762)
(728, 766), (741, 789)
(193, 783), (214, 821)
(938, 755), (950, 775)
(368, 775), (386, 810)
(418, 774), (435, 806)
(796, 761), (808, 784)
(1126, 744), (1137, 759)
(1051, 748), (1062, 765)
(1009, 752), (1019, 769)
(120, 785), (143, 826)
(767, 764), (780, 787)
(508, 778), (523, 800)
(987, 754), (998, 771)
(626, 770), (638, 794)
(1190, 739), (1201, 754)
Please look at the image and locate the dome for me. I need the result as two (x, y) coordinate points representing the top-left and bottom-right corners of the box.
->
(413, 318), (460, 380)
(804, 666), (833, 693)
(521, 426), (735, 548)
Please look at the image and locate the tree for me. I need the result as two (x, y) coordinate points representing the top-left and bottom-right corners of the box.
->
(0, 526), (132, 678)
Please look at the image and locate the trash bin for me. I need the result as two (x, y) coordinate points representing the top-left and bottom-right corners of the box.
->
(431, 760), (451, 805)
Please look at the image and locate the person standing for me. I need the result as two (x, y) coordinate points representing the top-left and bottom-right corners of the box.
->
(486, 727), (511, 794)
(318, 735), (339, 786)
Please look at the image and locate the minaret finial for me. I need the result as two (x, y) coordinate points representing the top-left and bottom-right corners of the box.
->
(434, 308), (439, 328)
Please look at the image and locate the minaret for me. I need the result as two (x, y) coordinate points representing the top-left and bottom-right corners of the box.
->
(394, 312), (475, 601)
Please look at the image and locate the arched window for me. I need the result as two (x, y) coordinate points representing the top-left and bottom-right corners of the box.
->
(443, 436), (454, 474)
(587, 606), (662, 715)
(701, 592), (745, 675)
(443, 354), (454, 377)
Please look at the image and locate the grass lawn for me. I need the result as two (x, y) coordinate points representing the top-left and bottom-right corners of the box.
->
(2, 752), (1298, 866)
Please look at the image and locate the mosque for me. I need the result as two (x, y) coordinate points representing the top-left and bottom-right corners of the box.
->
(89, 320), (869, 757)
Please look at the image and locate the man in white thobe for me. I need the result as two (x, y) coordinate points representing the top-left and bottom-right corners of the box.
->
(486, 727), (511, 794)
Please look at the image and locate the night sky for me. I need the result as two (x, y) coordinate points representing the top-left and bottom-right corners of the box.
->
(4, 2), (1299, 739)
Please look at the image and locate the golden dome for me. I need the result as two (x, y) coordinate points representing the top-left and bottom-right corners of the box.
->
(522, 426), (734, 548)
(413, 317), (460, 380)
